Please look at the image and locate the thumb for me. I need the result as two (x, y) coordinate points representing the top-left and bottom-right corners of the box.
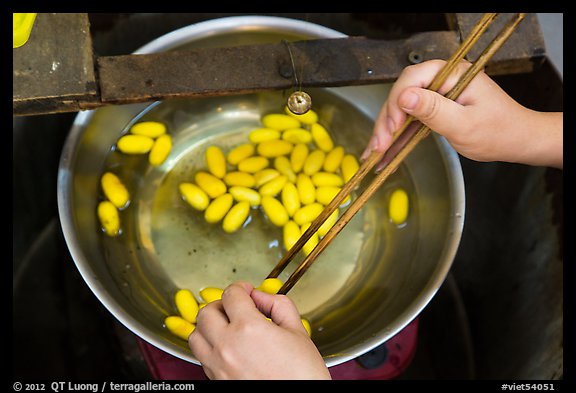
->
(251, 290), (307, 333)
(398, 87), (467, 138)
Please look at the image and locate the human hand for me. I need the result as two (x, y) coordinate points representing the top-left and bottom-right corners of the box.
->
(362, 59), (562, 169)
(188, 281), (331, 380)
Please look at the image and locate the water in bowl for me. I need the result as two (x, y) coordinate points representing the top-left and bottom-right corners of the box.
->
(97, 91), (418, 338)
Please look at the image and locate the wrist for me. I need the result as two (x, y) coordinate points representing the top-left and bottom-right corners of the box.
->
(513, 110), (563, 168)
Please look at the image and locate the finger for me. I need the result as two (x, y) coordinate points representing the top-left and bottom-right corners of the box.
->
(435, 60), (475, 98)
(363, 60), (448, 159)
(220, 281), (264, 323)
(370, 109), (396, 154)
(195, 300), (229, 345)
(387, 60), (475, 130)
(251, 290), (307, 334)
(384, 60), (447, 128)
(398, 86), (469, 138)
(188, 336), (217, 380)
(188, 328), (213, 362)
(360, 130), (381, 161)
(362, 99), (398, 159)
(374, 120), (421, 173)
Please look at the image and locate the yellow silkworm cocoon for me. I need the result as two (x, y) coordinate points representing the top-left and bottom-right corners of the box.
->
(237, 156), (269, 173)
(223, 171), (256, 188)
(223, 201), (251, 233)
(175, 289), (200, 324)
(262, 113), (301, 130)
(97, 201), (120, 237)
(282, 128), (312, 144)
(205, 146), (227, 178)
(254, 169), (280, 188)
(101, 172), (129, 209)
(257, 140), (294, 158)
(227, 143), (255, 165)
(257, 278), (284, 294)
(179, 182), (210, 211)
(311, 172), (344, 187)
(315, 186), (350, 207)
(301, 318), (312, 336)
(285, 106), (318, 125)
(204, 193), (234, 224)
(200, 287), (224, 303)
(300, 223), (319, 256)
(323, 146), (345, 173)
(259, 175), (287, 197)
(281, 182), (301, 217)
(341, 154), (360, 183)
(165, 316), (195, 341)
(249, 128), (281, 143)
(303, 149), (325, 176)
(130, 121), (167, 138)
(116, 134), (155, 154)
(195, 171), (227, 199)
(283, 220), (301, 251)
(318, 208), (339, 237)
(274, 156), (296, 182)
(293, 203), (324, 226)
(149, 134), (172, 166)
(389, 188), (409, 225)
(261, 196), (289, 227)
(311, 123), (334, 152)
(229, 186), (261, 206)
(290, 143), (309, 174)
(296, 174), (316, 205)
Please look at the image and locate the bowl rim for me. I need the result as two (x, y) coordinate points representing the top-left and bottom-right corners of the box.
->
(57, 15), (465, 368)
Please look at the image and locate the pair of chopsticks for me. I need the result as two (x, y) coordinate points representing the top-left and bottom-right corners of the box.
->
(267, 13), (526, 295)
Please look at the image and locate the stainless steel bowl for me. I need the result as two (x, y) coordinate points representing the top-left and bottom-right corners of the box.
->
(58, 16), (465, 368)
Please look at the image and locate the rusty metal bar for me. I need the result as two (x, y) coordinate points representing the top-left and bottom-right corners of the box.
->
(13, 13), (546, 117)
(95, 32), (460, 106)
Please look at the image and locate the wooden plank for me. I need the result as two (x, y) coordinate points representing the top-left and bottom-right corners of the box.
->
(12, 13), (98, 115)
(96, 32), (461, 106)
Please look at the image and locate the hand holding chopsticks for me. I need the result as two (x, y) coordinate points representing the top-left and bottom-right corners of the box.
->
(266, 13), (526, 295)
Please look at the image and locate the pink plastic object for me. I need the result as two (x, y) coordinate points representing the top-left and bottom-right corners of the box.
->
(137, 318), (419, 380)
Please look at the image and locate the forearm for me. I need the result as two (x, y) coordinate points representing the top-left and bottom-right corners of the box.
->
(512, 110), (563, 169)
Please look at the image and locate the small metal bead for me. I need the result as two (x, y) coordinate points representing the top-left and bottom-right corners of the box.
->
(287, 91), (312, 115)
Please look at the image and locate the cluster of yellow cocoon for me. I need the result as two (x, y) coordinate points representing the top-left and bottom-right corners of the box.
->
(164, 278), (311, 341)
(97, 121), (172, 236)
(179, 108), (361, 254)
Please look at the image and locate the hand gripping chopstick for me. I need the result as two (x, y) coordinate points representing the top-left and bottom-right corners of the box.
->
(266, 13), (497, 280)
(267, 13), (526, 295)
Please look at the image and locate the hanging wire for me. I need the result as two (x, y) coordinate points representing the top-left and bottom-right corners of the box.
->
(283, 40), (312, 115)
(283, 40), (300, 89)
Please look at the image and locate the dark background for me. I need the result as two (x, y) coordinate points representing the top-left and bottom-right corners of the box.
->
(13, 13), (564, 380)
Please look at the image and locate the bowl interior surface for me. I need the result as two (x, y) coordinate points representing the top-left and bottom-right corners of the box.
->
(58, 16), (464, 366)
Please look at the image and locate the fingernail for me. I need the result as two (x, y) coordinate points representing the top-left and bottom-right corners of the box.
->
(400, 91), (419, 112)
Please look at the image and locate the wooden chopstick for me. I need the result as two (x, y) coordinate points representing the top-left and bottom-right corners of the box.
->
(265, 13), (498, 281)
(267, 13), (525, 295)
